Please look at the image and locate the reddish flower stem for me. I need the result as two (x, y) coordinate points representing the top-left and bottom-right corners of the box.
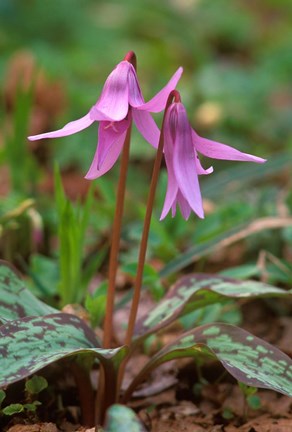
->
(117, 91), (179, 391)
(71, 362), (95, 427)
(124, 90), (179, 345)
(123, 129), (163, 345)
(96, 126), (131, 429)
(102, 51), (137, 349)
(95, 362), (120, 427)
(102, 125), (132, 348)
(97, 51), (137, 429)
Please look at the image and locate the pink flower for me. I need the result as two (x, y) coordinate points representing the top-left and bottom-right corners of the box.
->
(28, 59), (183, 179)
(160, 101), (266, 221)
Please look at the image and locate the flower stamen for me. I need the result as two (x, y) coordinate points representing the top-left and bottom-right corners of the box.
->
(104, 122), (119, 133)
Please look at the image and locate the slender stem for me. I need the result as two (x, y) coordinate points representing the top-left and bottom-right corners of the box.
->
(102, 125), (132, 348)
(95, 51), (137, 431)
(71, 362), (95, 427)
(124, 137), (164, 345)
(102, 50), (136, 349)
(124, 90), (179, 346)
(95, 364), (120, 428)
(95, 116), (131, 432)
(117, 91), (179, 392)
(95, 367), (105, 428)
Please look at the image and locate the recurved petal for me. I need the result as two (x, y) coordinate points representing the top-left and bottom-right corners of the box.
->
(92, 61), (130, 122)
(173, 104), (204, 219)
(28, 112), (94, 141)
(85, 129), (127, 180)
(193, 131), (266, 164)
(95, 117), (130, 170)
(132, 109), (160, 148)
(137, 67), (183, 113)
(195, 151), (214, 175)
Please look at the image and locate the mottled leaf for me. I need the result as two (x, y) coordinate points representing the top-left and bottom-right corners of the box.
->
(0, 313), (128, 387)
(104, 404), (147, 432)
(124, 323), (292, 402)
(134, 274), (291, 342)
(0, 260), (57, 322)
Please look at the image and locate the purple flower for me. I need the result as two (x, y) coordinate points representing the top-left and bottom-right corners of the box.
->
(28, 59), (183, 179)
(160, 101), (266, 221)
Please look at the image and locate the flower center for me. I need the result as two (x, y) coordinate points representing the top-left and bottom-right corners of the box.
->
(104, 122), (119, 133)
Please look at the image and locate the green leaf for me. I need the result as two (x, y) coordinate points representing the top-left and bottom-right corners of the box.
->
(0, 261), (57, 322)
(85, 281), (107, 327)
(23, 401), (42, 412)
(2, 403), (24, 415)
(134, 274), (291, 342)
(238, 382), (257, 397)
(122, 262), (164, 301)
(25, 375), (48, 395)
(29, 254), (59, 297)
(220, 264), (260, 279)
(54, 166), (95, 305)
(247, 394), (261, 410)
(124, 324), (292, 401)
(222, 407), (234, 419)
(0, 313), (128, 388)
(104, 404), (147, 432)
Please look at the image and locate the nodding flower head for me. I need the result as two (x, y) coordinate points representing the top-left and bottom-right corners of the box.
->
(28, 53), (183, 179)
(160, 98), (266, 221)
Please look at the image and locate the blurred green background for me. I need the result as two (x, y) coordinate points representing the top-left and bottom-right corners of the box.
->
(1, 0), (292, 169)
(0, 0), (292, 287)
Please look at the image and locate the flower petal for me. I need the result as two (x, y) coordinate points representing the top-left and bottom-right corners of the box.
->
(132, 109), (160, 148)
(193, 131), (266, 164)
(160, 109), (179, 220)
(177, 191), (192, 220)
(85, 130), (127, 179)
(28, 112), (94, 141)
(195, 151), (214, 175)
(160, 157), (179, 220)
(91, 61), (130, 122)
(128, 65), (145, 107)
(137, 67), (183, 113)
(95, 117), (130, 170)
(172, 104), (204, 219)
(171, 202), (177, 218)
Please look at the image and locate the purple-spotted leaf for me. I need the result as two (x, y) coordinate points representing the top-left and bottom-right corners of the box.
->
(0, 261), (57, 322)
(104, 404), (147, 432)
(0, 313), (128, 387)
(134, 274), (291, 342)
(124, 323), (292, 401)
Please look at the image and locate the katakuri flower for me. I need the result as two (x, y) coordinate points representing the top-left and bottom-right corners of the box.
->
(28, 55), (183, 179)
(160, 98), (266, 221)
